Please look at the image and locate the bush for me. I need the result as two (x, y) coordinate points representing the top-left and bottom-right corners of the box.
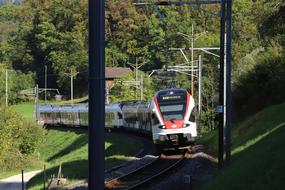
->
(0, 105), (45, 171)
(0, 70), (35, 104)
(233, 50), (285, 120)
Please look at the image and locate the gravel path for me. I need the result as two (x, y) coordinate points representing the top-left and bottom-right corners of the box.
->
(0, 170), (41, 190)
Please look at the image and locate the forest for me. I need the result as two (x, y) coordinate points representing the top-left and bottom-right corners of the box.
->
(0, 0), (284, 127)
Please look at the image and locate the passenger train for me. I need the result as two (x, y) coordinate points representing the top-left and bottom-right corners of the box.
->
(39, 88), (197, 148)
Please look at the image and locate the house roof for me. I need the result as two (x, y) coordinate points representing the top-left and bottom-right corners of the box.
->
(105, 67), (132, 79)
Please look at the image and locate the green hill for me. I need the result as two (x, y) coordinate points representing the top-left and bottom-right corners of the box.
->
(200, 102), (285, 190)
(26, 128), (141, 189)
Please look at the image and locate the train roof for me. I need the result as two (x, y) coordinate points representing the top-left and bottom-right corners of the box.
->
(157, 88), (189, 94)
(39, 105), (88, 112)
(105, 103), (122, 111)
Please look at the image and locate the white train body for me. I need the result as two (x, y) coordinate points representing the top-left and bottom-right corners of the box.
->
(39, 88), (197, 148)
(151, 89), (197, 147)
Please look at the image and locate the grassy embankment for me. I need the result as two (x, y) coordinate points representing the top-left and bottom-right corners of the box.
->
(27, 128), (141, 189)
(8, 101), (142, 189)
(199, 102), (285, 190)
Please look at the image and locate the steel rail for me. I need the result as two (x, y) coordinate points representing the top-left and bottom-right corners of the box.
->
(105, 151), (189, 190)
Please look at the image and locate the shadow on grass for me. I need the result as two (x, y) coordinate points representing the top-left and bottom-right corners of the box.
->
(202, 122), (285, 190)
(45, 126), (87, 133)
(26, 157), (129, 189)
(44, 126), (88, 162)
(45, 128), (141, 163)
(47, 135), (88, 162)
(199, 103), (285, 157)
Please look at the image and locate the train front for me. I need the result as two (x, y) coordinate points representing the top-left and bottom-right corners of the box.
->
(151, 88), (197, 148)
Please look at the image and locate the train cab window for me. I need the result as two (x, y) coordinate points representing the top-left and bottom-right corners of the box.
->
(159, 104), (185, 121)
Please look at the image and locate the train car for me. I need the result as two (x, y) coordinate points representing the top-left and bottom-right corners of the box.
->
(39, 105), (87, 127)
(150, 88), (197, 148)
(38, 88), (197, 150)
(121, 101), (151, 133)
(39, 105), (59, 125)
(39, 104), (125, 128)
(105, 103), (125, 129)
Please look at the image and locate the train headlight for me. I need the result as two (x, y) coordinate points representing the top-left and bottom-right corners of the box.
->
(158, 125), (166, 129)
(183, 123), (191, 128)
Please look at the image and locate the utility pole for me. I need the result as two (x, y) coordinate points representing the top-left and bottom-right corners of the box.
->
(198, 55), (202, 130)
(135, 58), (138, 99)
(191, 24), (194, 96)
(64, 69), (79, 105)
(127, 58), (147, 100)
(88, 0), (105, 189)
(176, 28), (210, 96)
(45, 65), (47, 103)
(5, 70), (8, 106)
(34, 84), (39, 122)
(71, 70), (74, 105)
(140, 74), (144, 100)
(218, 0), (226, 168)
(225, 0), (233, 164)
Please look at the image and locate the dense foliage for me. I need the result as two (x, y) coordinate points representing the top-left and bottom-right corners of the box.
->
(232, 0), (285, 120)
(0, 0), (284, 131)
(0, 68), (35, 104)
(0, 105), (45, 172)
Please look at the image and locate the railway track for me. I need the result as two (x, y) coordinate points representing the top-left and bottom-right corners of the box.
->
(105, 149), (192, 190)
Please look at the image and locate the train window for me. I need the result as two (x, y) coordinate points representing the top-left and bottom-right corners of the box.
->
(160, 104), (183, 112)
(159, 104), (185, 121)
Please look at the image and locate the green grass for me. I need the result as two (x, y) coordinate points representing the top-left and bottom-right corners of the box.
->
(199, 102), (285, 190)
(26, 128), (141, 190)
(12, 103), (35, 119)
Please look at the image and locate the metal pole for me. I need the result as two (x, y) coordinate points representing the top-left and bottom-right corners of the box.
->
(45, 65), (47, 103)
(140, 74), (143, 100)
(22, 170), (24, 190)
(106, 85), (109, 104)
(36, 84), (39, 122)
(5, 70), (8, 106)
(225, 0), (232, 163)
(135, 58), (138, 100)
(218, 0), (226, 168)
(224, 32), (227, 153)
(191, 24), (194, 96)
(88, 0), (105, 189)
(71, 69), (73, 105)
(198, 55), (202, 129)
(43, 165), (46, 190)
(34, 86), (37, 121)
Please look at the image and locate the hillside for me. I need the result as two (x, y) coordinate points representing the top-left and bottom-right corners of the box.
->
(199, 102), (285, 190)
(27, 128), (142, 189)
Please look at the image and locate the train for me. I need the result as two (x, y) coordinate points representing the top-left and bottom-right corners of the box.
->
(39, 88), (197, 149)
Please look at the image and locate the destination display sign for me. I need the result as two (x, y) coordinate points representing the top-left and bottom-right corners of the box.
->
(160, 94), (184, 101)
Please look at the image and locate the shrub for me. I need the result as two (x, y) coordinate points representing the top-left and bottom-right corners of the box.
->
(233, 50), (285, 120)
(0, 105), (45, 171)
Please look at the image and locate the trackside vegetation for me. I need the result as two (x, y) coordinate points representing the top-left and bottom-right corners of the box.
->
(3, 103), (142, 189)
(0, 105), (45, 177)
(199, 102), (285, 190)
(27, 128), (142, 190)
